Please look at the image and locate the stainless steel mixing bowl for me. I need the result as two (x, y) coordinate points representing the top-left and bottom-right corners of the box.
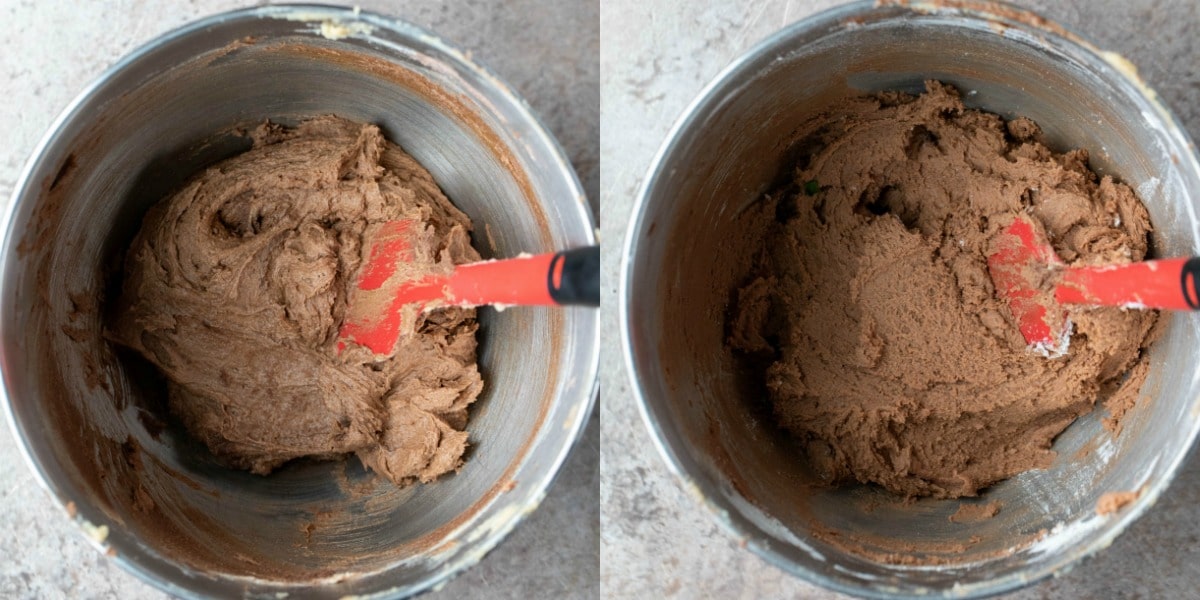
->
(1, 5), (597, 598)
(621, 1), (1200, 597)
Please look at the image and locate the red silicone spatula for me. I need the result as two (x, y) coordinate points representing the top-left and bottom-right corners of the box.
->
(987, 214), (1199, 357)
(338, 220), (599, 355)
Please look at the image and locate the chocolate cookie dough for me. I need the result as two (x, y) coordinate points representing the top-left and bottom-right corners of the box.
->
(730, 81), (1157, 498)
(112, 116), (483, 485)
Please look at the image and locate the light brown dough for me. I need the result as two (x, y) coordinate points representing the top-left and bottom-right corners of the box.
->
(112, 116), (483, 485)
(1096, 490), (1139, 515)
(730, 81), (1157, 498)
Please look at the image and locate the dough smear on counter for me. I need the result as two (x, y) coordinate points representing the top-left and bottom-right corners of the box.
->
(112, 116), (483, 485)
(730, 81), (1157, 498)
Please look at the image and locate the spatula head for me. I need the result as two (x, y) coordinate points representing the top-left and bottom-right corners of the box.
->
(338, 219), (421, 356)
(986, 215), (1071, 357)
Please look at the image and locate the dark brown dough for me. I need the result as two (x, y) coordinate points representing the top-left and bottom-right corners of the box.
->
(730, 81), (1157, 498)
(112, 116), (483, 485)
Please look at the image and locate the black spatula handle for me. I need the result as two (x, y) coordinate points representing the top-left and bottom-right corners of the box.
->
(548, 246), (600, 306)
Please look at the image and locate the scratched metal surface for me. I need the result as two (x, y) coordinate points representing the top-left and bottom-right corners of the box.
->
(0, 1), (598, 599)
(600, 1), (1200, 598)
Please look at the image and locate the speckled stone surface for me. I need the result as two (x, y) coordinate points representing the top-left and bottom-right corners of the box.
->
(0, 1), (597, 598)
(599, 1), (1200, 598)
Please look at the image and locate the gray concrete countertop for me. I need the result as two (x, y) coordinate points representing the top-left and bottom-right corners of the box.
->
(0, 1), (597, 598)
(600, 0), (1200, 598)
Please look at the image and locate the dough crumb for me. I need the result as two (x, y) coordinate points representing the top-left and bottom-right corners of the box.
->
(1097, 490), (1140, 515)
(949, 501), (1002, 523)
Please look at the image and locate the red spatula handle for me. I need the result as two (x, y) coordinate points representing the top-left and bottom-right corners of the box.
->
(340, 246), (600, 355)
(445, 246), (600, 307)
(1056, 257), (1200, 310)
